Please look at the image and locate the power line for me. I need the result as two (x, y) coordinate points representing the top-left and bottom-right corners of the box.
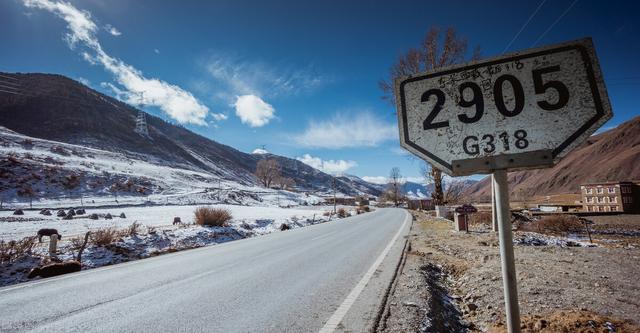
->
(502, 0), (548, 54)
(531, 0), (579, 47)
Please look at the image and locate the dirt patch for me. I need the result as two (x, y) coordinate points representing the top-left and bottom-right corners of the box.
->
(378, 211), (640, 332)
(491, 310), (639, 333)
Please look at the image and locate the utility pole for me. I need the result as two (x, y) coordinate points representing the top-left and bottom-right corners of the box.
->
(332, 177), (337, 215)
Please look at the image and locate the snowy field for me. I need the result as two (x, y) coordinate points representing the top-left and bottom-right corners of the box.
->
(0, 204), (338, 241)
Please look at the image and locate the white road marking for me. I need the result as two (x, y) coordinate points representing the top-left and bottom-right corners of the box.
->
(318, 211), (409, 333)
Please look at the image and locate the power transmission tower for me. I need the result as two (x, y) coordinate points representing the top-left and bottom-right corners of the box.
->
(134, 111), (149, 137)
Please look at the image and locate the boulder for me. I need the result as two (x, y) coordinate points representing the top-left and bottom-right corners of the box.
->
(104, 213), (113, 220)
(62, 212), (74, 220)
(119, 213), (126, 218)
(67, 209), (76, 216)
(88, 213), (99, 220)
(13, 209), (24, 215)
(57, 209), (66, 217)
(75, 209), (86, 215)
(42, 209), (52, 216)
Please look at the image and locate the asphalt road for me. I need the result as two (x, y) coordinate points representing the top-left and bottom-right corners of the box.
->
(0, 208), (411, 333)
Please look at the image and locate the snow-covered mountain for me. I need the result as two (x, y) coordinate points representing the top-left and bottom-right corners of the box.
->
(0, 72), (379, 202)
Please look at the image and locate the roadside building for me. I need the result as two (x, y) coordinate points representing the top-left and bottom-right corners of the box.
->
(580, 181), (640, 213)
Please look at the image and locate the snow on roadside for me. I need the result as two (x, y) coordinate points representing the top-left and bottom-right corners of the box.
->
(1, 206), (361, 287)
(0, 204), (334, 241)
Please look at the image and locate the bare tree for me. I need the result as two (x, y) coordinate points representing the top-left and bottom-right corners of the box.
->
(382, 26), (480, 206)
(255, 159), (281, 188)
(443, 180), (469, 205)
(384, 167), (405, 207)
(275, 176), (296, 191)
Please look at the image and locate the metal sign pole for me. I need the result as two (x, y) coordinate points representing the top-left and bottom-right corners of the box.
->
(491, 174), (498, 232)
(492, 169), (521, 333)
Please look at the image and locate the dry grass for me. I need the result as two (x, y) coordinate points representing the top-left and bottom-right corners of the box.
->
(518, 214), (584, 235)
(337, 208), (348, 218)
(469, 211), (492, 226)
(125, 222), (142, 236)
(90, 228), (119, 246)
(322, 211), (332, 217)
(194, 207), (232, 227)
(0, 236), (37, 264)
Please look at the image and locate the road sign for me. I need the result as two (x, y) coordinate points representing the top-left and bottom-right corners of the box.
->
(454, 204), (478, 214)
(395, 38), (612, 176)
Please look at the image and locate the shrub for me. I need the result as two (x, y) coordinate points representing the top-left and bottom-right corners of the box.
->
(125, 222), (141, 236)
(0, 236), (37, 264)
(91, 228), (119, 246)
(518, 214), (583, 235)
(337, 208), (348, 218)
(469, 211), (492, 226)
(362, 206), (371, 212)
(194, 207), (232, 227)
(322, 211), (332, 217)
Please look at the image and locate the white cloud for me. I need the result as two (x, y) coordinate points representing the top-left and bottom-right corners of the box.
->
(362, 175), (424, 185)
(233, 94), (275, 127)
(23, 0), (224, 125)
(297, 154), (357, 175)
(77, 77), (90, 86)
(104, 24), (121, 36)
(293, 112), (397, 149)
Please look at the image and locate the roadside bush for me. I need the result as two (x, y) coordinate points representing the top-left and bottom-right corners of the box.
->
(362, 206), (371, 212)
(0, 236), (37, 264)
(91, 228), (119, 246)
(194, 207), (232, 227)
(337, 208), (348, 218)
(125, 222), (141, 236)
(322, 211), (332, 217)
(518, 214), (583, 235)
(469, 211), (492, 226)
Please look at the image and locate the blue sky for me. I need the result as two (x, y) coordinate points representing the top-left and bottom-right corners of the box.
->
(1, 0), (639, 184)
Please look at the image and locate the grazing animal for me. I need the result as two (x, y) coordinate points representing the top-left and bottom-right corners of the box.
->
(27, 261), (81, 279)
(173, 217), (182, 225)
(37, 228), (62, 243)
(280, 223), (291, 231)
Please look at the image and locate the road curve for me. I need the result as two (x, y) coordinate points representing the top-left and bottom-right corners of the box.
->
(0, 208), (410, 333)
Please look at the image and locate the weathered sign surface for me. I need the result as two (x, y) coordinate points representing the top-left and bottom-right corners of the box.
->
(455, 204), (478, 214)
(395, 38), (612, 176)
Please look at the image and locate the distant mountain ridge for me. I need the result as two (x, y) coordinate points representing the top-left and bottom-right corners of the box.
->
(0, 72), (376, 196)
(464, 116), (640, 201)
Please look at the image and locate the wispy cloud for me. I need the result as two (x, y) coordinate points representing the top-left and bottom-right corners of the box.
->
(204, 55), (327, 102)
(296, 154), (357, 175)
(104, 24), (121, 36)
(23, 0), (223, 126)
(293, 112), (397, 149)
(233, 94), (275, 127)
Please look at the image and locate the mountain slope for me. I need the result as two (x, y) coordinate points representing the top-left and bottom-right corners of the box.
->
(464, 116), (640, 201)
(0, 72), (369, 196)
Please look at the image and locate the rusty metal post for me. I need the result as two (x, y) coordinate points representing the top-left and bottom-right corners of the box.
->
(493, 169), (521, 333)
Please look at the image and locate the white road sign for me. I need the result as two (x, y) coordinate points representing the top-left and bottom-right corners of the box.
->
(395, 38), (612, 176)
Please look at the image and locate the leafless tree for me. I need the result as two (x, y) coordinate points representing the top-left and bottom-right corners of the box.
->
(383, 167), (405, 207)
(255, 159), (281, 188)
(382, 26), (480, 206)
(443, 180), (469, 205)
(275, 176), (296, 191)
